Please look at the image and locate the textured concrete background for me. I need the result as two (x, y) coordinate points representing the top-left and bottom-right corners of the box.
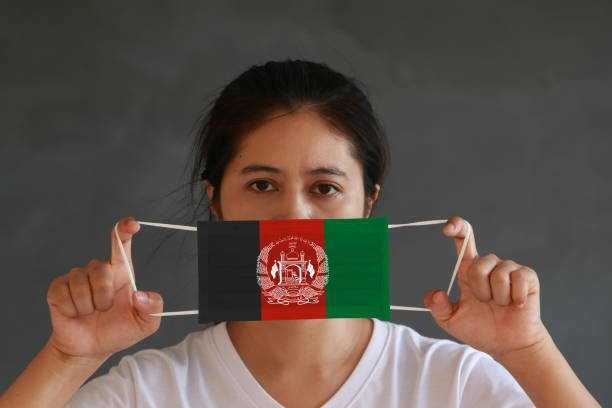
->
(1, 1), (610, 404)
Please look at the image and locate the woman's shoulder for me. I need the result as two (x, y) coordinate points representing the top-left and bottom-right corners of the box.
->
(375, 319), (533, 405)
(66, 324), (227, 407)
(376, 319), (496, 375)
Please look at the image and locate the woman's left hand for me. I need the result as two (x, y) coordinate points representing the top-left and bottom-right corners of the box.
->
(424, 216), (549, 360)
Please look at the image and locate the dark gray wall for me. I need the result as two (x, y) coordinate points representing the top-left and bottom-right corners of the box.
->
(1, 1), (610, 405)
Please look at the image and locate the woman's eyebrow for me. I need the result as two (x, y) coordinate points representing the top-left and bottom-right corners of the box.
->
(240, 164), (281, 174)
(240, 164), (346, 177)
(308, 166), (347, 177)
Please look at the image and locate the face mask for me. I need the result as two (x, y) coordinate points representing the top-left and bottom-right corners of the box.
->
(115, 216), (471, 322)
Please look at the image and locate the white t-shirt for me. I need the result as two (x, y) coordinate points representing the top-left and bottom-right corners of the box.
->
(66, 318), (534, 407)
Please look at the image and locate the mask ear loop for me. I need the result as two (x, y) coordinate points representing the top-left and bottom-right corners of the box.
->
(114, 222), (138, 293)
(387, 219), (472, 311)
(125, 219), (471, 317)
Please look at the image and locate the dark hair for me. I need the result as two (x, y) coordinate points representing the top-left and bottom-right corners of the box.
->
(187, 59), (390, 222)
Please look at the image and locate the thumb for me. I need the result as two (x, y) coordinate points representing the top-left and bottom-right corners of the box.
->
(424, 290), (455, 327)
(132, 291), (163, 333)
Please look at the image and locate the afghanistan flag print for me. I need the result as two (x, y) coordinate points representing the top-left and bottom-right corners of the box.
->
(197, 216), (390, 322)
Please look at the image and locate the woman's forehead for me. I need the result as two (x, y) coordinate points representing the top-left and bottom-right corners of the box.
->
(229, 109), (360, 174)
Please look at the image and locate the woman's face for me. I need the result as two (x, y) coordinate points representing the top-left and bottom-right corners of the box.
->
(206, 108), (379, 221)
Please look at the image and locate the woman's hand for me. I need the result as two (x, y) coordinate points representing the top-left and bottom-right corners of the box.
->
(46, 217), (163, 359)
(0, 217), (164, 408)
(424, 216), (548, 359)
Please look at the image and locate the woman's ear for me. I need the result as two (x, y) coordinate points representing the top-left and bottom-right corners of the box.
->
(364, 184), (381, 218)
(204, 180), (220, 221)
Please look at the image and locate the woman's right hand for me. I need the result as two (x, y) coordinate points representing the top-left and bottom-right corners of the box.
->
(46, 217), (163, 360)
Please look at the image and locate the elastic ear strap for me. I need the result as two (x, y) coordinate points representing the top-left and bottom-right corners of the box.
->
(387, 219), (471, 312)
(133, 218), (473, 316)
(447, 221), (471, 295)
(114, 222), (138, 293)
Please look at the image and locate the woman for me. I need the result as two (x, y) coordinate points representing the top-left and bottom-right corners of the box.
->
(0, 60), (600, 407)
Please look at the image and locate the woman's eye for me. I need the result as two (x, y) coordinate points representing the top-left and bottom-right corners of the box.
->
(250, 180), (275, 192)
(313, 184), (338, 195)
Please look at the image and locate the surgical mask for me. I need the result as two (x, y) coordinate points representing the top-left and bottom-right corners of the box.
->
(115, 216), (471, 322)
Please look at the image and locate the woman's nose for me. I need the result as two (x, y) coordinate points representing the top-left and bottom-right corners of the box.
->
(276, 190), (314, 220)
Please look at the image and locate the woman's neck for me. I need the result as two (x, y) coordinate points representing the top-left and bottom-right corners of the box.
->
(226, 318), (373, 376)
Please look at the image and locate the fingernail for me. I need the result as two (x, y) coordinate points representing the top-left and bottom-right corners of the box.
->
(135, 291), (149, 304)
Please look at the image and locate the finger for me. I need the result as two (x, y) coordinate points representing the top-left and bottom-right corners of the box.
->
(67, 268), (95, 315)
(110, 216), (140, 268)
(88, 260), (115, 311)
(424, 290), (455, 327)
(47, 274), (78, 318)
(132, 291), (164, 335)
(444, 216), (478, 260)
(466, 254), (499, 302)
(489, 259), (519, 306)
(510, 266), (538, 306)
